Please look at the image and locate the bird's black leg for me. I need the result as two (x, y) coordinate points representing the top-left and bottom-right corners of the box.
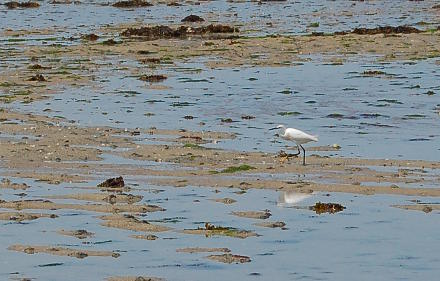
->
(299, 144), (306, 165)
(291, 145), (300, 156)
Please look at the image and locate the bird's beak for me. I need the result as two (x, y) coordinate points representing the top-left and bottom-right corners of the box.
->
(269, 127), (278, 131)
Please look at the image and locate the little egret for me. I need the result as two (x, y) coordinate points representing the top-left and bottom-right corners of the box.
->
(270, 124), (318, 165)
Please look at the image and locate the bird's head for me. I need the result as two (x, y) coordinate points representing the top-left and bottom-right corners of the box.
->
(269, 124), (286, 131)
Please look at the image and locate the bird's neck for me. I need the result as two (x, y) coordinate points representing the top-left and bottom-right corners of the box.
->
(281, 127), (287, 135)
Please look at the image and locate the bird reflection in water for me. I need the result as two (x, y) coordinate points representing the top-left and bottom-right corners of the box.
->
(277, 191), (312, 207)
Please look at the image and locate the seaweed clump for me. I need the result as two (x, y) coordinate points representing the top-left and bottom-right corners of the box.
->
(97, 176), (125, 188)
(310, 202), (345, 214)
(28, 74), (46, 82)
(182, 223), (258, 239)
(112, 0), (152, 8)
(312, 25), (423, 37)
(81, 33), (99, 41)
(139, 74), (167, 82)
(5, 1), (40, 9)
(334, 25), (421, 35)
(363, 70), (386, 76)
(121, 24), (239, 40)
(181, 15), (204, 23)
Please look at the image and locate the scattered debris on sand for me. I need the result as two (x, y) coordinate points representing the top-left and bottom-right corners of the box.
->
(206, 253), (251, 264)
(310, 202), (345, 214)
(8, 244), (120, 258)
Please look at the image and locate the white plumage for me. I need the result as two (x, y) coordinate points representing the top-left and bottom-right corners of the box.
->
(270, 124), (318, 165)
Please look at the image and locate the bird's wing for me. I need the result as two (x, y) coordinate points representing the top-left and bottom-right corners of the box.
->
(285, 128), (318, 142)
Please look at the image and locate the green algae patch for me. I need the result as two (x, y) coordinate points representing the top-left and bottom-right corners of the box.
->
(219, 164), (256, 174)
(182, 223), (258, 239)
(183, 143), (204, 149)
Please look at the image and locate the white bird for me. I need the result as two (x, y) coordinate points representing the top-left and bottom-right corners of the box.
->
(270, 124), (318, 165)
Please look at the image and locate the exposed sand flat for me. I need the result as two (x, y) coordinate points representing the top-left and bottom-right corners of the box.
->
(56, 229), (94, 239)
(0, 211), (57, 221)
(176, 247), (231, 253)
(0, 200), (164, 213)
(8, 244), (120, 258)
(100, 214), (172, 232)
(149, 177), (440, 197)
(392, 204), (440, 213)
(1, 108), (438, 197)
(231, 210), (272, 220)
(46, 193), (143, 204)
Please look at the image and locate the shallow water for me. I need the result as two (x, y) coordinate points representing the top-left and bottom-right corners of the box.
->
(11, 58), (440, 160)
(1, 0), (439, 36)
(1, 178), (440, 281)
